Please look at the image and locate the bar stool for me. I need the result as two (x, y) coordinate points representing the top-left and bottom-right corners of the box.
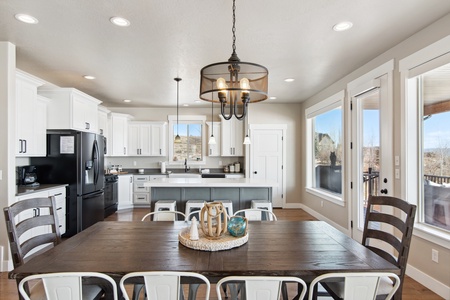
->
(251, 200), (274, 220)
(154, 200), (176, 212)
(185, 200), (206, 221)
(217, 200), (234, 217)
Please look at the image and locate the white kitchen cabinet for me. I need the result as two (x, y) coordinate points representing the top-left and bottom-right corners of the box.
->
(38, 88), (102, 133)
(220, 116), (244, 156)
(129, 122), (167, 156)
(206, 122), (221, 157)
(110, 113), (132, 156)
(118, 174), (133, 209)
(15, 71), (49, 157)
(98, 106), (110, 156)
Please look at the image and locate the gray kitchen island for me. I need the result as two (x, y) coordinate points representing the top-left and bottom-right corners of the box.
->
(144, 178), (276, 215)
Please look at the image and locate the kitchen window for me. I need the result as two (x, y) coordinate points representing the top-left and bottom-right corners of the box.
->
(168, 115), (206, 165)
(305, 91), (344, 204)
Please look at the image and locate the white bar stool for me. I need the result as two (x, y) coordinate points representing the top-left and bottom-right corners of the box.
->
(185, 200), (206, 221)
(154, 200), (176, 212)
(217, 200), (234, 217)
(251, 200), (274, 220)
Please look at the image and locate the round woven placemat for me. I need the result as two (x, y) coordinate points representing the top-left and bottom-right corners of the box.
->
(178, 226), (248, 251)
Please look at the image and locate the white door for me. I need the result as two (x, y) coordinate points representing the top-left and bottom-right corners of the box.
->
(350, 73), (393, 241)
(249, 125), (286, 208)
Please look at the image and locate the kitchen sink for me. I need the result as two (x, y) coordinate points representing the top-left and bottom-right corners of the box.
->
(168, 173), (201, 178)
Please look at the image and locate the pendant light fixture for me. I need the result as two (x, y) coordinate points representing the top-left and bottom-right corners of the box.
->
(174, 77), (182, 143)
(208, 101), (217, 145)
(199, 0), (269, 121)
(243, 112), (251, 145)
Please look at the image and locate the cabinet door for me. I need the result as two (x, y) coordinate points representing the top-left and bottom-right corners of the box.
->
(111, 115), (129, 156)
(221, 120), (232, 156)
(118, 175), (133, 209)
(233, 119), (244, 156)
(98, 110), (108, 136)
(16, 78), (35, 156)
(34, 96), (48, 156)
(140, 124), (152, 156)
(133, 175), (150, 192)
(48, 187), (66, 235)
(72, 93), (90, 131)
(221, 118), (244, 156)
(150, 123), (166, 156)
(133, 193), (150, 205)
(128, 124), (141, 156)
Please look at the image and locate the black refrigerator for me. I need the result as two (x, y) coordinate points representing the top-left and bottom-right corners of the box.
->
(31, 130), (105, 237)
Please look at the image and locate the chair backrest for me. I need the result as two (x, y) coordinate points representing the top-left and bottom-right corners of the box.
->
(18, 272), (118, 300)
(362, 195), (416, 297)
(216, 276), (306, 300)
(141, 211), (186, 221)
(308, 272), (400, 300)
(3, 196), (61, 268)
(120, 271), (210, 300)
(234, 208), (278, 221)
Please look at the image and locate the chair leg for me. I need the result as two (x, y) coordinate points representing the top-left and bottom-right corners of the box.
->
(132, 283), (145, 300)
(222, 283), (228, 298)
(188, 283), (200, 300)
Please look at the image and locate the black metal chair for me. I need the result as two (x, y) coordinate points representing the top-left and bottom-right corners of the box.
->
(319, 195), (416, 300)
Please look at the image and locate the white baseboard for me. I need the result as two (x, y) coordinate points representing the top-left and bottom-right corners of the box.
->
(283, 202), (302, 209)
(299, 204), (350, 235)
(406, 264), (450, 300)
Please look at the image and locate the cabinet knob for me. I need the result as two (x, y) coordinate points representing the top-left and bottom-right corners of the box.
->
(254, 171), (258, 174)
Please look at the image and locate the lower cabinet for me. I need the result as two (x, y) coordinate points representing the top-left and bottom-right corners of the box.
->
(15, 186), (67, 255)
(133, 175), (167, 206)
(118, 174), (133, 210)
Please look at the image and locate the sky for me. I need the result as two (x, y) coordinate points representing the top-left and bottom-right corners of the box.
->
(424, 111), (450, 149)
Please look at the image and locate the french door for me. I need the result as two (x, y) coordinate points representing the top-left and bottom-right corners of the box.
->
(350, 73), (393, 241)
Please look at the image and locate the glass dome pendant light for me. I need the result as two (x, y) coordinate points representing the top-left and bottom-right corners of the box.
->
(208, 101), (217, 145)
(174, 78), (182, 143)
(199, 0), (269, 120)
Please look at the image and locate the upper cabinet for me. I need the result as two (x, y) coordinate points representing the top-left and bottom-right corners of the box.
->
(220, 116), (244, 156)
(109, 113), (132, 156)
(38, 88), (102, 133)
(128, 122), (167, 156)
(206, 122), (221, 157)
(16, 70), (49, 157)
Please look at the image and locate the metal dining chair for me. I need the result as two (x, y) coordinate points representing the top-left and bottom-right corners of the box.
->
(309, 272), (401, 300)
(120, 271), (210, 300)
(141, 210), (186, 221)
(216, 276), (307, 300)
(18, 272), (118, 300)
(320, 195), (416, 300)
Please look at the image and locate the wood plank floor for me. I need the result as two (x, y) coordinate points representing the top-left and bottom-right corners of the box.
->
(0, 208), (443, 299)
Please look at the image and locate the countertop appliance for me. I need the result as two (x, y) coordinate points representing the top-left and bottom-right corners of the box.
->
(17, 165), (39, 187)
(104, 174), (118, 218)
(31, 130), (105, 237)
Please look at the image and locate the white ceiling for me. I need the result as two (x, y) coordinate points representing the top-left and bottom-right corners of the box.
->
(1, 0), (450, 108)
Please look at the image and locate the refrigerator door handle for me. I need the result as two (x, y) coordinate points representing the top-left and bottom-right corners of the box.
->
(93, 139), (100, 185)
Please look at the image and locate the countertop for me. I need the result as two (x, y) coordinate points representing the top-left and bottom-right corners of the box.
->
(143, 178), (277, 187)
(16, 184), (68, 197)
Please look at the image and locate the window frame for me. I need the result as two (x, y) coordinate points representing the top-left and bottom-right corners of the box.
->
(305, 90), (345, 206)
(400, 35), (450, 249)
(168, 115), (207, 165)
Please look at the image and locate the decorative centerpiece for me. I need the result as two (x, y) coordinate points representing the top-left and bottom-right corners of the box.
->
(200, 202), (228, 239)
(227, 216), (248, 237)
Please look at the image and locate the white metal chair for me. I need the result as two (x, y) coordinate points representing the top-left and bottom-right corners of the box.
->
(234, 208), (278, 221)
(18, 272), (118, 300)
(251, 200), (273, 212)
(154, 200), (177, 212)
(141, 210), (186, 221)
(216, 276), (307, 300)
(120, 271), (210, 300)
(218, 200), (234, 216)
(308, 272), (401, 300)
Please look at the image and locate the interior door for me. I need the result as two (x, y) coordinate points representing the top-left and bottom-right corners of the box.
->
(350, 74), (393, 241)
(249, 126), (285, 207)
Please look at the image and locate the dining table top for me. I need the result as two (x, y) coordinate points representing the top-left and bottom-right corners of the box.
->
(10, 220), (399, 283)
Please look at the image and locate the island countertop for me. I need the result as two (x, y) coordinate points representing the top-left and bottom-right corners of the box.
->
(143, 177), (278, 187)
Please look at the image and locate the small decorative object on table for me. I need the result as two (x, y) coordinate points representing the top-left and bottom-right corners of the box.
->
(227, 216), (248, 237)
(200, 202), (227, 239)
(189, 217), (199, 241)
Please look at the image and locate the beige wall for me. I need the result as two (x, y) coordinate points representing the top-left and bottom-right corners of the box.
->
(300, 12), (450, 296)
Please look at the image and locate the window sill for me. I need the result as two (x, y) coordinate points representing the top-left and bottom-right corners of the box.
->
(413, 223), (450, 249)
(306, 187), (345, 207)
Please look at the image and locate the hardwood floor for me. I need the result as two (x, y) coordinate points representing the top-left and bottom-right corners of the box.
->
(0, 208), (443, 299)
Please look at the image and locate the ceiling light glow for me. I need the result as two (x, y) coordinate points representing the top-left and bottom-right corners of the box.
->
(284, 78), (295, 82)
(333, 21), (353, 32)
(15, 14), (38, 24)
(123, 99), (132, 103)
(110, 16), (130, 27)
(269, 96), (277, 100)
(83, 75), (95, 80)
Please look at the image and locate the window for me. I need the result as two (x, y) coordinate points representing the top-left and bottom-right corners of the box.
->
(168, 115), (206, 164)
(401, 36), (450, 247)
(306, 91), (344, 204)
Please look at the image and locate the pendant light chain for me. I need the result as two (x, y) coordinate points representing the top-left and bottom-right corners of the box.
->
(231, 0), (236, 55)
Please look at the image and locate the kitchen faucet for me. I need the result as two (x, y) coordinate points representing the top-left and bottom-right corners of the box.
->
(184, 159), (190, 173)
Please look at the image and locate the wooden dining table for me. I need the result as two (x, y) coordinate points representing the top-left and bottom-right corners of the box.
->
(10, 220), (399, 298)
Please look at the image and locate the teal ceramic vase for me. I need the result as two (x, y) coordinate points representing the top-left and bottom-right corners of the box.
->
(227, 216), (248, 237)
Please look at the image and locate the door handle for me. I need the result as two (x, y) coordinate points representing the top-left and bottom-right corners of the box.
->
(380, 189), (388, 194)
(254, 171), (257, 174)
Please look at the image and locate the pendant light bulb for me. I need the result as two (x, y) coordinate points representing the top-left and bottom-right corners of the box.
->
(208, 135), (217, 145)
(174, 77), (182, 143)
(243, 134), (251, 145)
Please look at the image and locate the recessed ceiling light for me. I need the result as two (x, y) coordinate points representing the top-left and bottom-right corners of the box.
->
(83, 75), (95, 80)
(110, 16), (130, 27)
(123, 99), (132, 103)
(333, 21), (353, 32)
(194, 100), (201, 103)
(284, 78), (295, 82)
(183, 104), (189, 107)
(269, 96), (277, 100)
(15, 14), (38, 24)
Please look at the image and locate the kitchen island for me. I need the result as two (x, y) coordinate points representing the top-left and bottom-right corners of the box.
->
(144, 178), (276, 214)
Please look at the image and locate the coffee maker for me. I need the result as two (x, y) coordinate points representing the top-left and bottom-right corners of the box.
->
(18, 165), (39, 187)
